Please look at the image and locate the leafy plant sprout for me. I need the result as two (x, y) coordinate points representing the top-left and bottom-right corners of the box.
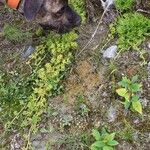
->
(91, 128), (119, 150)
(116, 75), (142, 114)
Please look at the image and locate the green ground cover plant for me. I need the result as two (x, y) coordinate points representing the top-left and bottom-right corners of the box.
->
(91, 128), (119, 150)
(115, 0), (135, 12)
(0, 0), (86, 149)
(0, 31), (78, 149)
(116, 76), (142, 114)
(110, 13), (150, 51)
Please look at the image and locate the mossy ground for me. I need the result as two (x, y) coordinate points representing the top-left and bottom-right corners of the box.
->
(0, 1), (150, 150)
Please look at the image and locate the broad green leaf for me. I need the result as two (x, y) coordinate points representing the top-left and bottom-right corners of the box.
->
(92, 129), (101, 141)
(116, 88), (128, 97)
(118, 80), (127, 88)
(130, 83), (142, 92)
(91, 141), (105, 148)
(122, 77), (131, 84)
(118, 77), (130, 88)
(132, 100), (142, 114)
(107, 140), (119, 146)
(103, 146), (114, 150)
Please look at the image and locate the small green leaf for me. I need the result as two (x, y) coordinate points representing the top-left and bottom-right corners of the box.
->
(92, 129), (101, 141)
(91, 141), (105, 148)
(131, 95), (139, 102)
(107, 140), (119, 146)
(103, 146), (114, 150)
(101, 128), (108, 135)
(116, 88), (128, 97)
(132, 100), (142, 114)
(118, 77), (130, 88)
(130, 83), (142, 92)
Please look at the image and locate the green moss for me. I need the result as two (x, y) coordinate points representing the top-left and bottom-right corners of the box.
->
(3, 24), (31, 42)
(115, 0), (135, 12)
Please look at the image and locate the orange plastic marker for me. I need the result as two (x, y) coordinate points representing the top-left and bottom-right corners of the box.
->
(6, 0), (21, 9)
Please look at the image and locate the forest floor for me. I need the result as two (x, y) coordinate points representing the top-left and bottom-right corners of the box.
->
(0, 1), (150, 150)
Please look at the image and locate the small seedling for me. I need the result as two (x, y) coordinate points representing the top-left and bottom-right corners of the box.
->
(116, 75), (142, 114)
(91, 128), (119, 150)
(60, 115), (73, 128)
(75, 94), (90, 116)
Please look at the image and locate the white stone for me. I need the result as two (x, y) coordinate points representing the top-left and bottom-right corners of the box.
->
(107, 106), (117, 122)
(103, 45), (117, 59)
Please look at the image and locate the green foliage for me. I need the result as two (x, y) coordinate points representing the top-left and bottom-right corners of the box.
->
(114, 13), (150, 50)
(91, 128), (119, 150)
(0, 31), (78, 148)
(116, 76), (142, 114)
(30, 31), (78, 96)
(0, 0), (86, 148)
(3, 24), (31, 42)
(69, 0), (86, 23)
(115, 0), (135, 12)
